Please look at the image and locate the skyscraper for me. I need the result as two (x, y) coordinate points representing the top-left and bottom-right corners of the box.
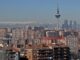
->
(73, 21), (77, 29)
(69, 20), (73, 29)
(62, 20), (69, 29)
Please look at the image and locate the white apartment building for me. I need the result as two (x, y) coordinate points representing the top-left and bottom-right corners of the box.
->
(65, 35), (79, 54)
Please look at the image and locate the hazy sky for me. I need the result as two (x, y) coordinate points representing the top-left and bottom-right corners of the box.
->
(0, 0), (80, 24)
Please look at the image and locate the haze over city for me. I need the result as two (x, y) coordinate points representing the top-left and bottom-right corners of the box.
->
(0, 0), (80, 60)
(0, 0), (80, 24)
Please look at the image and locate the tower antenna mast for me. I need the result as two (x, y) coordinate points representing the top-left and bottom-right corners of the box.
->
(55, 0), (61, 30)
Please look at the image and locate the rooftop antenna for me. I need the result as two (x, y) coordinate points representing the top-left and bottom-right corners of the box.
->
(55, 0), (61, 30)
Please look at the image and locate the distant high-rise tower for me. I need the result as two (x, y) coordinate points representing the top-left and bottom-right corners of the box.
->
(55, 0), (61, 30)
(73, 21), (77, 29)
(62, 20), (69, 29)
(69, 20), (73, 29)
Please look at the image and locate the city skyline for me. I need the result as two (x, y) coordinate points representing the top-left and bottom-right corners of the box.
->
(0, 0), (80, 24)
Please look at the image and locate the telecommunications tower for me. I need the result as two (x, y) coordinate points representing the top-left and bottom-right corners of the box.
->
(55, 0), (61, 30)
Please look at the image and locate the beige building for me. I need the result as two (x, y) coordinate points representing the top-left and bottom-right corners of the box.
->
(0, 28), (7, 43)
(0, 28), (7, 38)
(25, 49), (33, 60)
(65, 35), (79, 54)
(12, 28), (25, 49)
